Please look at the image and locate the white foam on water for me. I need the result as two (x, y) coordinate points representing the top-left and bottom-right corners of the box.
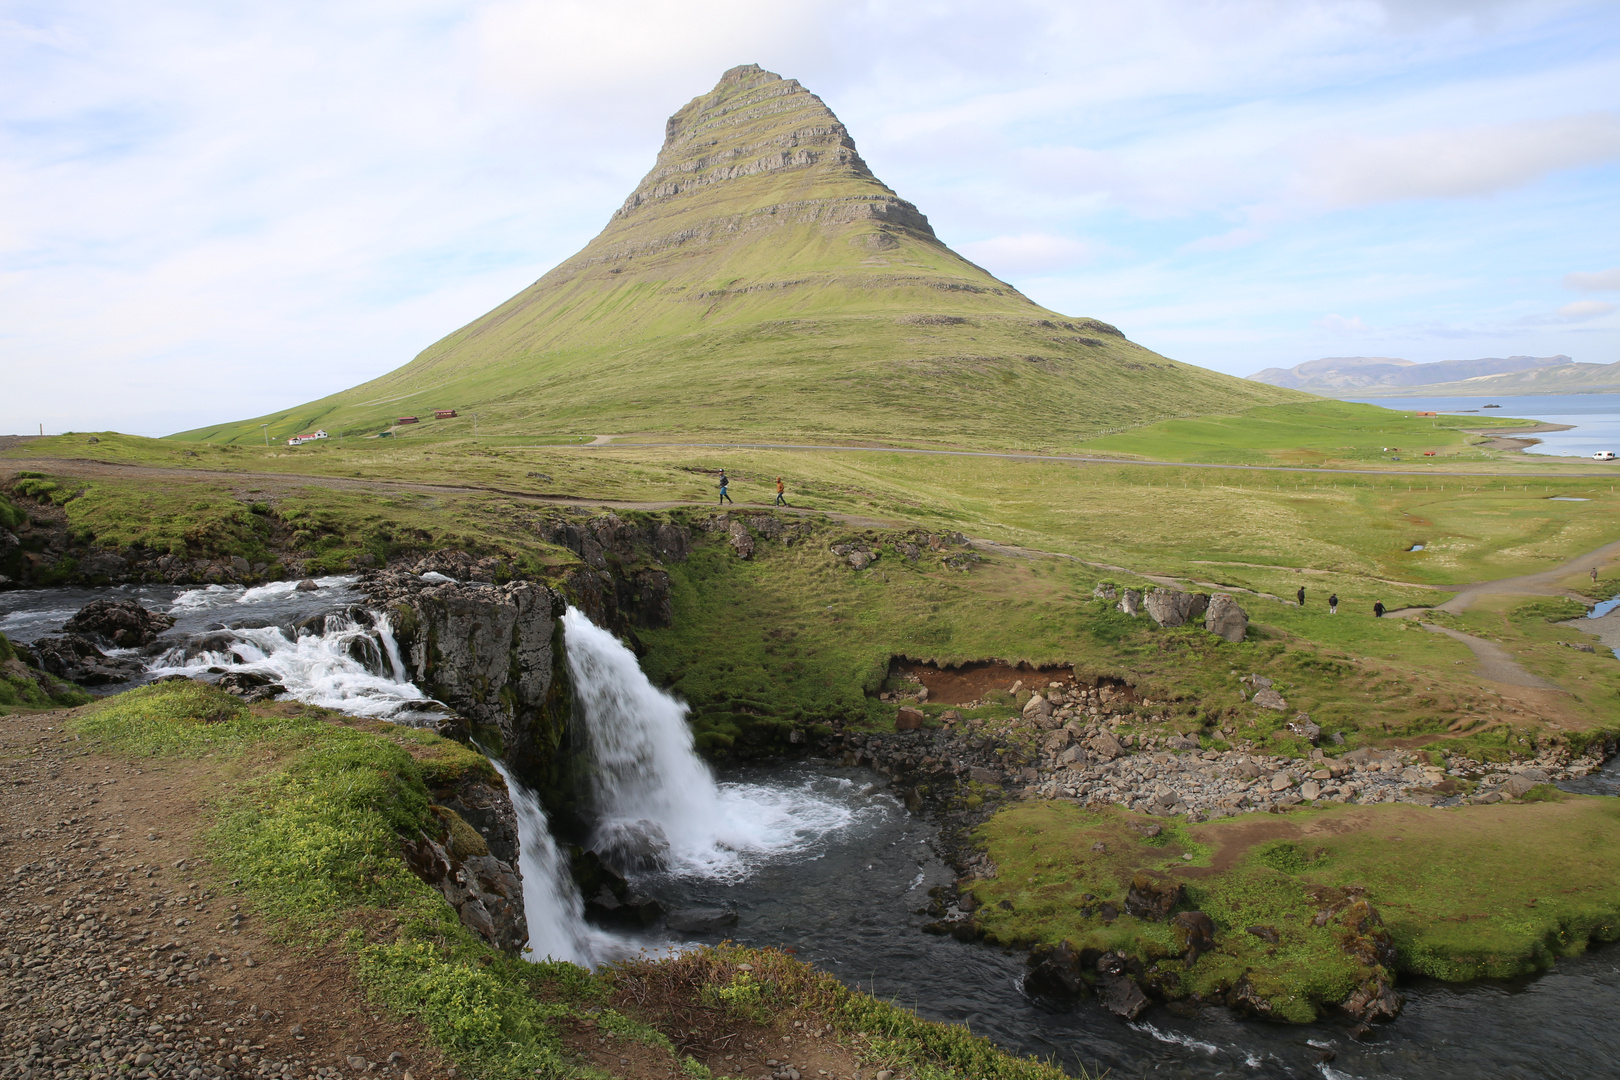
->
(1128, 1022), (1221, 1056)
(148, 611), (437, 719)
(562, 607), (860, 879)
(170, 575), (355, 611)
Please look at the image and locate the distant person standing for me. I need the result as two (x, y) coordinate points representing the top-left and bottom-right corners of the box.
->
(773, 476), (788, 506)
(1328, 593), (1339, 614)
(1373, 600), (1386, 618)
(1297, 586), (1306, 607)
(1594, 567), (1601, 585)
(718, 470), (733, 505)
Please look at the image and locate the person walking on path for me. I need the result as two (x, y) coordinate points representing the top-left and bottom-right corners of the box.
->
(1373, 600), (1386, 618)
(1297, 586), (1306, 607)
(773, 476), (788, 507)
(718, 470), (733, 505)
(1328, 593), (1339, 614)
(1594, 567), (1601, 585)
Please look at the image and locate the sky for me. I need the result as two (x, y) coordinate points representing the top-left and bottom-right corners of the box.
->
(2, 0), (1618, 436)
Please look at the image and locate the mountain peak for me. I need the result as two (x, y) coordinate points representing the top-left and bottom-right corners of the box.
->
(608, 64), (929, 241)
(183, 67), (1305, 446)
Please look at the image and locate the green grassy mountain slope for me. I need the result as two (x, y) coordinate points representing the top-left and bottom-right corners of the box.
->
(181, 64), (1307, 449)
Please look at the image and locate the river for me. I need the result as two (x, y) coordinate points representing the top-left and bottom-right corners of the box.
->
(3, 583), (1618, 1079)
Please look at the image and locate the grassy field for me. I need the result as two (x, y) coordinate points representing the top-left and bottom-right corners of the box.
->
(968, 796), (1620, 1020)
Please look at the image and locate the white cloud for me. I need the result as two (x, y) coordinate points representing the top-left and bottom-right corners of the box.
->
(1303, 113), (1620, 205)
(1563, 267), (1620, 291)
(956, 233), (1099, 275)
(1557, 299), (1617, 320)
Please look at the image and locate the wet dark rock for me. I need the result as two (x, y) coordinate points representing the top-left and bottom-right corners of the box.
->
(666, 907), (739, 933)
(1097, 973), (1150, 1019)
(28, 633), (144, 685)
(1341, 976), (1402, 1022)
(590, 818), (672, 874)
(215, 671), (286, 702)
(1025, 940), (1095, 997)
(586, 886), (665, 927)
(1124, 872), (1183, 921)
(62, 597), (175, 647)
(295, 578), (319, 591)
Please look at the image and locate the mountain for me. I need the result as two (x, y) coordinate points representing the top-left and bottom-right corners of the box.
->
(1355, 360), (1620, 398)
(1248, 355), (1572, 395)
(181, 65), (1306, 448)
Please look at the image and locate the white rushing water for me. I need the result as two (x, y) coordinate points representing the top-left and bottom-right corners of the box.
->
(148, 608), (439, 719)
(561, 607), (855, 879)
(488, 760), (605, 965)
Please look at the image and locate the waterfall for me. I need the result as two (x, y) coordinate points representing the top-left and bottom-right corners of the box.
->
(488, 760), (600, 965)
(562, 607), (856, 879)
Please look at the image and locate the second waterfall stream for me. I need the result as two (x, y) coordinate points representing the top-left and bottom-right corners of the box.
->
(507, 608), (860, 964)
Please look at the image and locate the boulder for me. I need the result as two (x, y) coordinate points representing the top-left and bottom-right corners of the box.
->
(1124, 872), (1183, 921)
(849, 551), (873, 570)
(1165, 733), (1200, 751)
(1042, 729), (1073, 754)
(1117, 589), (1142, 616)
(585, 886), (664, 928)
(76, 550), (129, 581)
(1503, 773), (1540, 798)
(1171, 910), (1216, 963)
(1096, 973), (1150, 1020)
(1287, 714), (1322, 742)
(1299, 780), (1321, 801)
(1341, 976), (1402, 1023)
(1022, 693), (1052, 720)
(1088, 731), (1125, 761)
(895, 706), (925, 731)
(1144, 588), (1210, 628)
(215, 671), (286, 703)
(28, 634), (143, 685)
(1203, 594), (1248, 643)
(1253, 688), (1288, 711)
(726, 520), (755, 559)
(295, 578), (319, 591)
(1024, 940), (1090, 998)
(1092, 583), (1117, 601)
(1269, 771), (1296, 791)
(63, 598), (176, 648)
(665, 907), (739, 933)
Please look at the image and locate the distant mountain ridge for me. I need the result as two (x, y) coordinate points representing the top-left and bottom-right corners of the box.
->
(1249, 355), (1572, 393)
(179, 64), (1305, 448)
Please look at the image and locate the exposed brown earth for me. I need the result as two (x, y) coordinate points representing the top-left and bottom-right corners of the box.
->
(0, 705), (450, 1080)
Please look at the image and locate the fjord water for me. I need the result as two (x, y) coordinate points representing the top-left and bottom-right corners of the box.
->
(1348, 394), (1620, 458)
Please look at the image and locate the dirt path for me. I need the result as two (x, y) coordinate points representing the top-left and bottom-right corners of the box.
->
(1428, 537), (1620, 614)
(0, 705), (449, 1080)
(1416, 624), (1560, 689)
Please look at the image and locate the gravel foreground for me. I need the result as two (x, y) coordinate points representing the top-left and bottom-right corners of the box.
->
(0, 706), (449, 1080)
